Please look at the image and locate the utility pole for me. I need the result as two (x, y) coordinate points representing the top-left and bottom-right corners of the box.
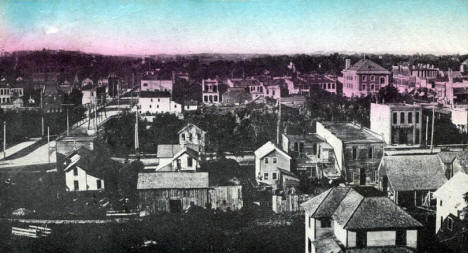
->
(276, 97), (281, 146)
(47, 126), (50, 163)
(40, 90), (44, 137)
(425, 116), (429, 147)
(135, 110), (139, 153)
(3, 121), (6, 159)
(430, 103), (435, 153)
(66, 106), (69, 136)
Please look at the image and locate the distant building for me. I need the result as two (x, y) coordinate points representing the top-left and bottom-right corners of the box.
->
(370, 103), (423, 146)
(461, 59), (468, 74)
(392, 63), (440, 91)
(137, 91), (181, 115)
(178, 123), (207, 153)
(140, 78), (173, 94)
(41, 86), (64, 113)
(342, 59), (390, 98)
(315, 122), (384, 186)
(183, 99), (198, 111)
(451, 107), (468, 133)
(377, 154), (447, 208)
(302, 186), (422, 253)
(434, 172), (468, 233)
(0, 83), (24, 105)
(296, 73), (338, 95)
(202, 79), (220, 104)
(222, 87), (252, 105)
(156, 144), (182, 167)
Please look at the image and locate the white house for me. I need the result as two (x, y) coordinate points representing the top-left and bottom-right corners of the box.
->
(254, 141), (294, 188)
(433, 172), (468, 233)
(63, 147), (106, 192)
(302, 186), (422, 253)
(178, 123), (207, 152)
(202, 79), (220, 104)
(137, 91), (181, 115)
(156, 147), (200, 172)
(81, 85), (96, 105)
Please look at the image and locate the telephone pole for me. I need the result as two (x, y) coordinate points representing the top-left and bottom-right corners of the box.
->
(276, 97), (281, 146)
(430, 103), (435, 153)
(47, 126), (50, 163)
(3, 121), (6, 159)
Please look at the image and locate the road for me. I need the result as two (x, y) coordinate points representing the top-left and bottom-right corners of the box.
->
(0, 139), (40, 160)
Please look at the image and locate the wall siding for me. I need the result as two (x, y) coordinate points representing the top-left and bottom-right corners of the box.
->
(139, 188), (210, 213)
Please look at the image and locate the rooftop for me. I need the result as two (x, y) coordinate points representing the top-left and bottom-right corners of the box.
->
(157, 144), (182, 158)
(302, 186), (422, 230)
(345, 59), (390, 74)
(137, 172), (209, 189)
(319, 122), (384, 143)
(379, 154), (447, 191)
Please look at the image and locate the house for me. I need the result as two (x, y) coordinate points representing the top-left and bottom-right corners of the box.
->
(221, 87), (252, 105)
(370, 103), (423, 146)
(178, 123), (206, 152)
(433, 172), (468, 233)
(137, 172), (210, 213)
(183, 99), (198, 111)
(202, 79), (220, 104)
(136, 91), (181, 115)
(156, 147), (200, 172)
(342, 59), (390, 98)
(140, 78), (173, 94)
(296, 73), (338, 95)
(254, 141), (297, 189)
(282, 133), (339, 179)
(302, 186), (422, 253)
(62, 146), (117, 192)
(437, 212), (468, 253)
(42, 85), (64, 113)
(0, 82), (24, 105)
(315, 121), (385, 186)
(156, 144), (182, 167)
(377, 154), (447, 208)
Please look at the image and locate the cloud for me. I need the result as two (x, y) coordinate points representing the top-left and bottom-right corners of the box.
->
(46, 26), (59, 34)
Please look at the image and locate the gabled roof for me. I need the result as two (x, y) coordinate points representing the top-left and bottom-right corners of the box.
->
(302, 186), (422, 230)
(379, 155), (447, 191)
(137, 172), (209, 189)
(346, 59), (390, 74)
(434, 172), (468, 199)
(178, 123), (206, 134)
(63, 146), (118, 179)
(173, 147), (199, 160)
(157, 144), (182, 158)
(254, 141), (291, 160)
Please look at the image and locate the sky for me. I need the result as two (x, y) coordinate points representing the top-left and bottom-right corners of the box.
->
(0, 0), (467, 55)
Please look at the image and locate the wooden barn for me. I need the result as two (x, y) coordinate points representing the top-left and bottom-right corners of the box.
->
(209, 185), (243, 211)
(137, 172), (210, 213)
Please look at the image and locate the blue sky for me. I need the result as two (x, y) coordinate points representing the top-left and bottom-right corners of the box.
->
(0, 0), (467, 55)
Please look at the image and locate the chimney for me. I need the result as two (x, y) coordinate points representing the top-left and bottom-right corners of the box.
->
(345, 59), (351, 70)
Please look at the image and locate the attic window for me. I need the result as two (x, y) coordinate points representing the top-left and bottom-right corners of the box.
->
(447, 217), (453, 231)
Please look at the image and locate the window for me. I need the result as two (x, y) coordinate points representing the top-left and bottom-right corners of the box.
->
(362, 75), (367, 81)
(440, 200), (443, 206)
(368, 146), (373, 158)
(273, 157), (277, 164)
(272, 90), (275, 96)
(321, 218), (331, 228)
(204, 96), (208, 102)
(293, 142), (298, 152)
(370, 84), (374, 90)
(393, 112), (398, 124)
(362, 84), (366, 90)
(332, 83), (335, 89)
(181, 134), (185, 140)
(188, 157), (193, 167)
(352, 146), (357, 160)
(380, 77), (385, 84)
(312, 143), (317, 155)
(143, 83), (148, 87)
(370, 75), (375, 81)
(96, 180), (102, 189)
(400, 112), (405, 124)
(447, 218), (454, 231)
(156, 105), (159, 108)
(416, 112), (420, 124)
(158, 98), (160, 102)
(264, 173), (268, 180)
(415, 129), (420, 144)
(408, 112), (413, 124)
(265, 158), (269, 164)
(151, 98), (153, 102)
(311, 167), (317, 177)
(299, 143), (304, 153)
(74, 180), (79, 190)
(73, 167), (78, 176)
(214, 95), (218, 102)
(149, 105), (152, 108)
(272, 173), (277, 180)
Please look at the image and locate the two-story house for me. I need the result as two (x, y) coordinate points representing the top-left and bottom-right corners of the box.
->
(136, 91), (182, 115)
(255, 141), (298, 189)
(156, 147), (200, 172)
(370, 103), (423, 146)
(302, 186), (422, 253)
(178, 123), (206, 153)
(282, 133), (340, 179)
(315, 122), (385, 186)
(433, 172), (468, 233)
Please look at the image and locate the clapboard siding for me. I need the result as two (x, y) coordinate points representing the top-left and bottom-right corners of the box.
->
(139, 188), (210, 213)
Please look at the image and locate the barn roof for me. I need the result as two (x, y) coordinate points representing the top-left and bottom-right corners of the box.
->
(379, 155), (447, 191)
(137, 172), (209, 189)
(157, 144), (182, 158)
(254, 141), (291, 160)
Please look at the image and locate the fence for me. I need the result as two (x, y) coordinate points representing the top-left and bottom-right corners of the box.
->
(272, 194), (312, 213)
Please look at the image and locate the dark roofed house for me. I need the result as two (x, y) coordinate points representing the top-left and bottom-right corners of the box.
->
(378, 154), (447, 208)
(137, 172), (210, 213)
(301, 186), (422, 253)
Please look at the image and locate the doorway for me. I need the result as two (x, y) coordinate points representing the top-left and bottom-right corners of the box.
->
(169, 199), (182, 213)
(360, 168), (366, 185)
